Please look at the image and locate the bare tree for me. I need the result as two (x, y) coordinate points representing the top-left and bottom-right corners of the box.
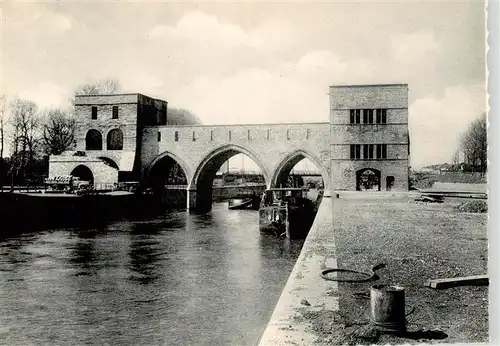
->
(9, 98), (41, 184)
(42, 109), (76, 155)
(74, 78), (122, 96)
(460, 114), (487, 173)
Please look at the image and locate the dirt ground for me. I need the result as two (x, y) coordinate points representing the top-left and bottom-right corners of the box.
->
(313, 196), (488, 345)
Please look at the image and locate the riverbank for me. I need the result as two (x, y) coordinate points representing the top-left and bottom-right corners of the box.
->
(0, 191), (159, 233)
(260, 193), (488, 345)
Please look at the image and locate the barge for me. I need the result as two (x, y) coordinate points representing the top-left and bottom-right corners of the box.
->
(258, 188), (323, 240)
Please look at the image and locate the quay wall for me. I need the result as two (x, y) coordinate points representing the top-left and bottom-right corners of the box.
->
(258, 194), (338, 345)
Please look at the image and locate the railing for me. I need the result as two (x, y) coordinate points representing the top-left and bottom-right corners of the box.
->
(0, 186), (46, 193)
(215, 170), (321, 176)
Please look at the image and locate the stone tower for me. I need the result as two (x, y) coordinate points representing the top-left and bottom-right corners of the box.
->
(329, 84), (410, 192)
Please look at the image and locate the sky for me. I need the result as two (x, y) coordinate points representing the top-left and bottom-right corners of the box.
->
(1, 0), (487, 168)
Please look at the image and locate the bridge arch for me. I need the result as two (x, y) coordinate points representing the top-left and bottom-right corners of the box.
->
(145, 151), (191, 186)
(270, 149), (330, 190)
(190, 144), (270, 211)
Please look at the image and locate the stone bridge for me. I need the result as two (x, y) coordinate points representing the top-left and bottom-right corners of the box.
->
(48, 85), (410, 211)
(140, 122), (331, 209)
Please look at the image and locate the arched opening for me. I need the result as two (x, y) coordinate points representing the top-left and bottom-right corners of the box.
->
(98, 157), (119, 170)
(71, 165), (94, 185)
(356, 168), (381, 191)
(192, 146), (268, 212)
(271, 150), (327, 205)
(148, 154), (189, 209)
(85, 129), (102, 150)
(106, 129), (124, 150)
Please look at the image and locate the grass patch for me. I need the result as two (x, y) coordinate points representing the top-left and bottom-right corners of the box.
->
(455, 200), (487, 213)
(331, 197), (488, 344)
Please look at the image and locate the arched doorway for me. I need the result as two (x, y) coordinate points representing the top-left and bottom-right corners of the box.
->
(356, 168), (381, 191)
(71, 165), (94, 185)
(191, 145), (269, 212)
(85, 129), (102, 150)
(106, 129), (124, 150)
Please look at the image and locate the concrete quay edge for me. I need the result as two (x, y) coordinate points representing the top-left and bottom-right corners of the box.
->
(258, 196), (338, 346)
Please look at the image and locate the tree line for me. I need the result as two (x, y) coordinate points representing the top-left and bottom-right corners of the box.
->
(456, 114), (487, 173)
(0, 79), (202, 188)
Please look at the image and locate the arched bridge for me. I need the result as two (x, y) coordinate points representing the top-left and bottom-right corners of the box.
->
(141, 122), (331, 210)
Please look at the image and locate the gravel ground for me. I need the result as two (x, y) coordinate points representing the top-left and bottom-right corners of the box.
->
(314, 196), (488, 345)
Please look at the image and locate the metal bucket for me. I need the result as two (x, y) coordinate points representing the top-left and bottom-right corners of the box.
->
(370, 284), (406, 333)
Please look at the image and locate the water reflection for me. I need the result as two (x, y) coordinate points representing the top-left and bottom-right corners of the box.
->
(0, 203), (304, 345)
(128, 223), (163, 284)
(69, 228), (99, 275)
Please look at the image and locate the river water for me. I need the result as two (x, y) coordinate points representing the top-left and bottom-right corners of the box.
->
(0, 203), (304, 346)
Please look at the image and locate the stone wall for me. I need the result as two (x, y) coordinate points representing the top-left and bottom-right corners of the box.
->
(146, 122), (332, 194)
(49, 155), (118, 185)
(73, 93), (167, 176)
(329, 84), (409, 192)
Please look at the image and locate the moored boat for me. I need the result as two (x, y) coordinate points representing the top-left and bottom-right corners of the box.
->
(228, 195), (261, 210)
(258, 188), (323, 239)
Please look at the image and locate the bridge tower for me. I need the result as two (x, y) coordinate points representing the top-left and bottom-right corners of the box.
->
(329, 84), (410, 192)
(48, 93), (168, 187)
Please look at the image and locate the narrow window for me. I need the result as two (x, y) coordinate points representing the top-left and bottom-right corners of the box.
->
(210, 130), (214, 141)
(306, 128), (310, 140)
(91, 106), (97, 120)
(355, 144), (361, 159)
(350, 145), (355, 159)
(267, 129), (270, 140)
(287, 129), (290, 140)
(376, 109), (381, 124)
(112, 106), (119, 119)
(355, 109), (360, 124)
(368, 109), (374, 124)
(363, 144), (369, 159)
(174, 131), (179, 142)
(349, 110), (355, 124)
(363, 109), (368, 124)
(192, 131), (196, 141)
(376, 144), (387, 159)
(368, 144), (374, 159)
(247, 129), (251, 140)
(228, 130), (232, 141)
(157, 132), (161, 142)
(381, 109), (387, 124)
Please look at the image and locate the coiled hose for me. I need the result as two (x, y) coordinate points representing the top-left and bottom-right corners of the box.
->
(321, 263), (387, 282)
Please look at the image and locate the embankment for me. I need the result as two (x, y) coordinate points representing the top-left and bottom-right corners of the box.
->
(258, 192), (338, 345)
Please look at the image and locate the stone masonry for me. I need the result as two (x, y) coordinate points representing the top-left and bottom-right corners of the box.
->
(329, 84), (410, 192)
(48, 84), (410, 208)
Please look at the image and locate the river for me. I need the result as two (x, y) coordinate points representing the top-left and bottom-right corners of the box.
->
(0, 203), (304, 346)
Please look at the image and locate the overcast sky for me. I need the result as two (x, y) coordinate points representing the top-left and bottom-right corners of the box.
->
(1, 1), (486, 168)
